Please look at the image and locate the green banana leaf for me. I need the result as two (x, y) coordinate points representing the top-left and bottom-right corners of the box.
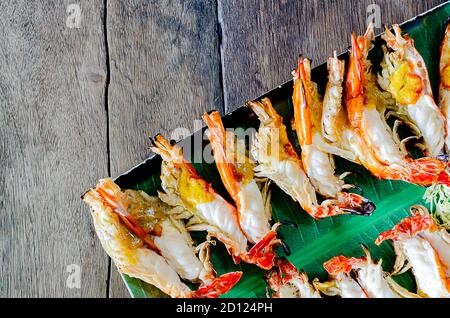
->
(114, 3), (450, 298)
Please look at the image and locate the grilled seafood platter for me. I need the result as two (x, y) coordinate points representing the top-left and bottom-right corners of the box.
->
(83, 8), (450, 298)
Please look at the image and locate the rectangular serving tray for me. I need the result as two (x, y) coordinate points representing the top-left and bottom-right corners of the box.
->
(112, 2), (450, 298)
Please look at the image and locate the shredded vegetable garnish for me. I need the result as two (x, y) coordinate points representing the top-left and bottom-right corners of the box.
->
(424, 183), (450, 229)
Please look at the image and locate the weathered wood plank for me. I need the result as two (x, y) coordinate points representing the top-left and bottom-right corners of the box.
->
(0, 0), (109, 297)
(218, 0), (446, 112)
(106, 0), (223, 297)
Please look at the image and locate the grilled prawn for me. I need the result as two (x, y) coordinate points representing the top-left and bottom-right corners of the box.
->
(202, 111), (272, 243)
(150, 134), (276, 270)
(345, 24), (450, 186)
(323, 47), (449, 187)
(322, 246), (418, 298)
(323, 51), (423, 183)
(378, 24), (445, 156)
(247, 98), (371, 218)
(82, 178), (242, 298)
(265, 258), (320, 298)
(376, 206), (450, 298)
(322, 52), (392, 174)
(293, 57), (375, 216)
(202, 111), (280, 269)
(440, 23), (450, 152)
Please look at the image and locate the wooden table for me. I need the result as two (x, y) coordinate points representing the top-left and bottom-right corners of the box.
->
(0, 0), (445, 297)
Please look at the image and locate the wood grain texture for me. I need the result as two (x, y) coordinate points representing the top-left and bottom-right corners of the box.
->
(218, 0), (446, 111)
(106, 0), (223, 297)
(0, 0), (445, 298)
(0, 0), (109, 297)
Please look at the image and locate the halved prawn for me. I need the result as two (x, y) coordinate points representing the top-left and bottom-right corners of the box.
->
(376, 205), (450, 298)
(321, 51), (385, 174)
(202, 111), (272, 243)
(202, 112), (280, 269)
(378, 24), (445, 157)
(322, 246), (419, 298)
(247, 98), (372, 218)
(150, 134), (277, 270)
(345, 24), (450, 186)
(82, 178), (242, 298)
(293, 56), (375, 216)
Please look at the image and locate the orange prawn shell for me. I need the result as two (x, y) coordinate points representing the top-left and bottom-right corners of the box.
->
(441, 24), (450, 88)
